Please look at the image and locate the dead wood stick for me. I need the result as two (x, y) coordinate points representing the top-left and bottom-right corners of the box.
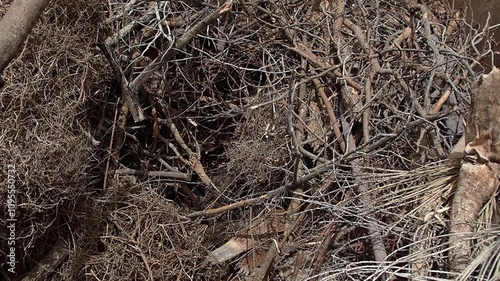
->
(288, 43), (363, 92)
(103, 0), (141, 25)
(383, 27), (412, 52)
(333, 0), (345, 32)
(99, 42), (145, 122)
(449, 162), (499, 273)
(186, 160), (335, 219)
(350, 136), (389, 279)
(311, 191), (353, 280)
(116, 168), (191, 181)
(21, 239), (69, 281)
(291, 110), (326, 147)
(286, 58), (307, 239)
(342, 18), (384, 73)
(342, 18), (390, 270)
(248, 193), (304, 281)
(292, 58), (309, 173)
(419, 4), (447, 158)
(290, 251), (304, 281)
(342, 19), (381, 145)
(103, 99), (128, 190)
(189, 110), (448, 219)
(314, 78), (346, 153)
(449, 68), (500, 273)
(130, 0), (233, 91)
(160, 118), (212, 186)
(102, 0), (232, 122)
(0, 0), (49, 74)
(104, 5), (156, 45)
(341, 110), (449, 163)
(312, 222), (337, 279)
(432, 87), (452, 114)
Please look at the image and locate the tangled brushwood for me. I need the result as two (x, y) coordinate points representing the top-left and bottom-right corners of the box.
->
(0, 0), (499, 280)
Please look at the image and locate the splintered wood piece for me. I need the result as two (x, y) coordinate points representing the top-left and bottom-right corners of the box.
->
(208, 210), (285, 264)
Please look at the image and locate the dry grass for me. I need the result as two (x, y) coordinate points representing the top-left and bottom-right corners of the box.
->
(0, 0), (107, 277)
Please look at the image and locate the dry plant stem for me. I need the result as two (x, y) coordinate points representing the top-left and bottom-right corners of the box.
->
(290, 251), (304, 281)
(343, 18), (378, 143)
(189, 109), (447, 219)
(186, 161), (335, 219)
(334, 0), (345, 32)
(350, 142), (389, 276)
(130, 0), (233, 91)
(248, 190), (303, 281)
(247, 192), (305, 281)
(312, 222), (337, 280)
(112, 101), (128, 174)
(116, 168), (191, 181)
(342, 16), (443, 162)
(162, 118), (212, 185)
(103, 0), (140, 25)
(341, 110), (449, 163)
(314, 78), (346, 153)
(410, 83), (453, 278)
(99, 41), (145, 122)
(419, 4), (447, 158)
(248, 60), (309, 281)
(105, 7), (156, 46)
(103, 99), (129, 190)
(288, 43), (362, 91)
(384, 27), (412, 51)
(338, 18), (391, 270)
(21, 239), (69, 281)
(104, 0), (232, 122)
(432, 87), (452, 113)
(0, 0), (48, 73)
(292, 110), (326, 147)
(312, 192), (352, 280)
(342, 19), (383, 73)
(246, 240), (278, 281)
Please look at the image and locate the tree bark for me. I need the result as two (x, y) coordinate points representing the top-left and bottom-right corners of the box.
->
(449, 67), (500, 273)
(0, 0), (49, 74)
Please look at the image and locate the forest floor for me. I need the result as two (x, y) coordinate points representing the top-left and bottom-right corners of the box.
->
(1, 0), (499, 280)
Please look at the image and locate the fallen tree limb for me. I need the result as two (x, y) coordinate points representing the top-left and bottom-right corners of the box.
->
(0, 0), (49, 73)
(449, 67), (500, 273)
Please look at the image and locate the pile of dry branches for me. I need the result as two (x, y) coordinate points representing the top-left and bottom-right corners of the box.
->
(1, 0), (498, 280)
